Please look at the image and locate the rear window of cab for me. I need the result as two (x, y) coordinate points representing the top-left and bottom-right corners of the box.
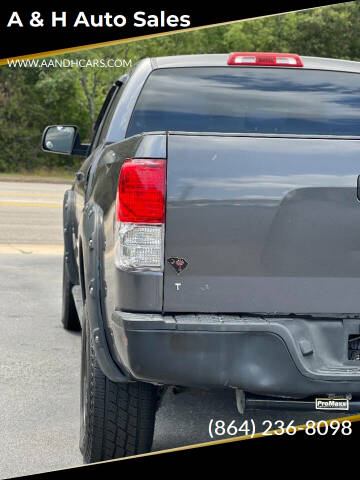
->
(126, 67), (360, 137)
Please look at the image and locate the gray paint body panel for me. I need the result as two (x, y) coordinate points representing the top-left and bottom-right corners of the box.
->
(90, 134), (167, 323)
(164, 134), (360, 314)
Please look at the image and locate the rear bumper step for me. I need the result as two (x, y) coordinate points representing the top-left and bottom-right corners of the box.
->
(111, 311), (360, 398)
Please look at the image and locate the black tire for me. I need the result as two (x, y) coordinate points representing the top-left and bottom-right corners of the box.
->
(79, 305), (158, 463)
(61, 256), (81, 331)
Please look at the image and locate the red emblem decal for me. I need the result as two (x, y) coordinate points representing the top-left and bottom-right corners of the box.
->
(167, 257), (188, 274)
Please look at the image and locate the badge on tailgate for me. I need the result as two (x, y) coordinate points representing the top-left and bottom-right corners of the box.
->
(167, 257), (188, 274)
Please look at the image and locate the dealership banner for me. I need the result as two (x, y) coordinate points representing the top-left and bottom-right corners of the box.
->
(11, 416), (360, 477)
(1, 2), (339, 60)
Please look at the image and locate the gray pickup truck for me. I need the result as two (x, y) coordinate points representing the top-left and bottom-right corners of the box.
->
(42, 52), (360, 461)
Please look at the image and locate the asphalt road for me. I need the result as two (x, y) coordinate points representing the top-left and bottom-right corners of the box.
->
(0, 182), (356, 479)
(0, 182), (66, 253)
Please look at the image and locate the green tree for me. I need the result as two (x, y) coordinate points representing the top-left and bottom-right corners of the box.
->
(2, 2), (360, 173)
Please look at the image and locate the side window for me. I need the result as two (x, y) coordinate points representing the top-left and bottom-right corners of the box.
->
(88, 73), (129, 153)
(96, 77), (128, 146)
(88, 84), (118, 153)
(85, 75), (129, 195)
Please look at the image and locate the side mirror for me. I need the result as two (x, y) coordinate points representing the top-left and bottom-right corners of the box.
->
(41, 125), (88, 156)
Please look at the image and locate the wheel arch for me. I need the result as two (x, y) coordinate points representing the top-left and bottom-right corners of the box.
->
(63, 189), (79, 285)
(78, 236), (86, 304)
(81, 201), (130, 383)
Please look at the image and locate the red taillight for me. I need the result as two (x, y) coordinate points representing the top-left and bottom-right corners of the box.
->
(116, 158), (166, 223)
(228, 52), (303, 67)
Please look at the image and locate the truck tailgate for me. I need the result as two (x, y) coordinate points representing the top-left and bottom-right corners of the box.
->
(164, 133), (360, 314)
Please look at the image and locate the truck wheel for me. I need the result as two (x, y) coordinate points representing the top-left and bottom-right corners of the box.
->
(79, 305), (158, 463)
(61, 256), (81, 331)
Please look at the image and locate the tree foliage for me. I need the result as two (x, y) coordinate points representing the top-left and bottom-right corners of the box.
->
(1, 2), (360, 173)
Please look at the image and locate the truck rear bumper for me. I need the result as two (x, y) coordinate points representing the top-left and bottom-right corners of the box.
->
(111, 312), (360, 399)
